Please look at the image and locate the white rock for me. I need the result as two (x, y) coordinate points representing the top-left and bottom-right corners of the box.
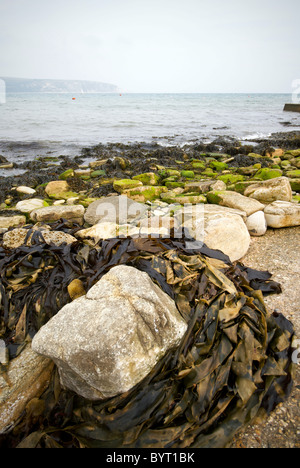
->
(16, 198), (45, 213)
(32, 265), (187, 400)
(246, 211), (267, 236)
(244, 177), (292, 203)
(264, 201), (300, 228)
(175, 204), (250, 262)
(16, 186), (36, 195)
(53, 200), (66, 206)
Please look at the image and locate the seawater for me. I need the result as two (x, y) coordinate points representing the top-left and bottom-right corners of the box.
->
(0, 93), (299, 162)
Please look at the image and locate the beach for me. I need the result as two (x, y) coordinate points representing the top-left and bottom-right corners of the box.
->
(0, 128), (299, 448)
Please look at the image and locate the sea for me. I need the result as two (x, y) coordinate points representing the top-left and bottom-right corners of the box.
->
(0, 92), (300, 171)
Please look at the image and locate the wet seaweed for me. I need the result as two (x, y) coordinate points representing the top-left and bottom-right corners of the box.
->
(0, 222), (296, 448)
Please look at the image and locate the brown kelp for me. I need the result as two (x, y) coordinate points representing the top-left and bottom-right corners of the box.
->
(0, 222), (296, 448)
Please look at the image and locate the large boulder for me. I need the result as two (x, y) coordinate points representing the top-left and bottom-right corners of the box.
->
(84, 195), (149, 226)
(244, 177), (292, 203)
(32, 265), (187, 400)
(264, 201), (300, 228)
(175, 204), (250, 262)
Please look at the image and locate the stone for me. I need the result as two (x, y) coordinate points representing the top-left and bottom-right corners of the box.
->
(254, 168), (283, 180)
(76, 222), (140, 243)
(161, 191), (206, 205)
(45, 180), (78, 200)
(16, 198), (45, 213)
(175, 204), (250, 262)
(53, 200), (66, 206)
(206, 190), (265, 216)
(84, 195), (149, 225)
(32, 265), (188, 400)
(67, 279), (86, 301)
(91, 170), (106, 178)
(0, 340), (8, 365)
(210, 160), (228, 171)
(132, 172), (160, 186)
(89, 159), (109, 169)
(283, 149), (300, 158)
(264, 201), (300, 228)
(245, 211), (267, 237)
(124, 186), (168, 203)
(74, 168), (91, 177)
(265, 148), (285, 158)
(16, 186), (36, 195)
(0, 216), (26, 229)
(217, 174), (244, 185)
(45, 180), (69, 197)
(289, 178), (300, 192)
(286, 170), (300, 179)
(158, 169), (181, 179)
(181, 170), (195, 179)
(30, 205), (85, 224)
(0, 345), (54, 434)
(0, 163), (13, 169)
(183, 179), (226, 194)
(244, 177), (292, 203)
(113, 179), (143, 194)
(2, 228), (77, 249)
(59, 169), (75, 180)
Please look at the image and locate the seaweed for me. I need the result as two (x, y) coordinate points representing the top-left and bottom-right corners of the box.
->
(0, 221), (296, 448)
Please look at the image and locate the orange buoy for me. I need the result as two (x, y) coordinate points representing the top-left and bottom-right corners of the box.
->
(72, 97), (76, 100)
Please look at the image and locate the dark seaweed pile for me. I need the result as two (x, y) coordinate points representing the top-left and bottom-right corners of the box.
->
(0, 224), (296, 448)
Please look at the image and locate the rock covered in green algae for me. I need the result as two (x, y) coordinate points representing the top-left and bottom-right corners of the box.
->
(113, 179), (143, 193)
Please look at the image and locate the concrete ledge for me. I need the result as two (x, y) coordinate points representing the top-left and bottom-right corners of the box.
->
(284, 103), (300, 113)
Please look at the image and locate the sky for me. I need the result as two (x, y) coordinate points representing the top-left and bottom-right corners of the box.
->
(0, 0), (299, 93)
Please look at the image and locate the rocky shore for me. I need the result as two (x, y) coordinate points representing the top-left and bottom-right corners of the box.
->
(0, 131), (299, 448)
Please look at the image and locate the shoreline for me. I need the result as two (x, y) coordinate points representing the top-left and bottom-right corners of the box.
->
(0, 129), (299, 448)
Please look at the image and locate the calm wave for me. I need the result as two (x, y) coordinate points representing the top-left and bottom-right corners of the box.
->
(0, 93), (300, 161)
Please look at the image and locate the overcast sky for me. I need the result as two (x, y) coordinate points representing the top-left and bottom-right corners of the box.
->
(0, 0), (299, 93)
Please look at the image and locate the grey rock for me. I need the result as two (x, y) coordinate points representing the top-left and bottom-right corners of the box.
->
(32, 265), (187, 400)
(84, 195), (149, 225)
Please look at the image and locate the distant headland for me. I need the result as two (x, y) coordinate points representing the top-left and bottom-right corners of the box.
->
(0, 77), (120, 93)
